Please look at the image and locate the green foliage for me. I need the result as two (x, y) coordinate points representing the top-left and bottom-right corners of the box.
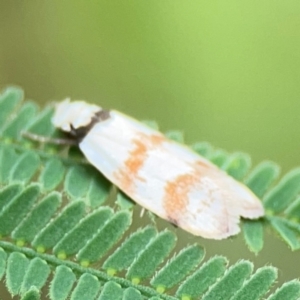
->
(21, 286), (40, 300)
(150, 244), (205, 291)
(53, 207), (113, 257)
(0, 184), (40, 235)
(103, 226), (157, 273)
(201, 260), (253, 300)
(231, 267), (277, 300)
(242, 220), (264, 253)
(0, 86), (300, 299)
(6, 252), (29, 296)
(49, 266), (76, 300)
(176, 256), (228, 299)
(31, 201), (86, 251)
(70, 273), (101, 300)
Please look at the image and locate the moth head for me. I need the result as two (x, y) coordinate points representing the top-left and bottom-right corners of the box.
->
(52, 99), (102, 134)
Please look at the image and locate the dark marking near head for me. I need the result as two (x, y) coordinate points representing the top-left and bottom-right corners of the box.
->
(68, 109), (111, 142)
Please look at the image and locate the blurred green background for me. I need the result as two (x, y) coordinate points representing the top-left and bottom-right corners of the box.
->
(1, 0), (300, 292)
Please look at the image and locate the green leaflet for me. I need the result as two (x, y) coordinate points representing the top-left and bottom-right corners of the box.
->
(245, 161), (280, 198)
(191, 141), (213, 158)
(141, 120), (159, 131)
(77, 210), (132, 264)
(224, 152), (251, 180)
(264, 168), (300, 214)
(49, 266), (76, 300)
(87, 173), (111, 208)
(0, 184), (40, 236)
(268, 216), (300, 250)
(210, 149), (228, 168)
(242, 220), (264, 254)
(202, 260), (253, 300)
(26, 105), (55, 137)
(267, 280), (300, 300)
(103, 226), (157, 273)
(231, 266), (277, 300)
(20, 287), (40, 300)
(98, 282), (123, 300)
(32, 201), (86, 251)
(70, 273), (100, 300)
(151, 244), (205, 291)
(39, 158), (65, 192)
(53, 207), (113, 257)
(165, 130), (185, 143)
(0, 87), (23, 128)
(64, 165), (93, 199)
(123, 287), (143, 300)
(175, 256), (228, 299)
(0, 144), (19, 184)
(285, 196), (300, 221)
(20, 257), (50, 295)
(6, 252), (29, 296)
(0, 183), (23, 212)
(1, 102), (38, 140)
(116, 191), (135, 210)
(126, 230), (177, 283)
(12, 192), (62, 243)
(9, 151), (40, 184)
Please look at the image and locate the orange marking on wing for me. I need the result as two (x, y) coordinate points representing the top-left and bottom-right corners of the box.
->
(126, 140), (148, 176)
(163, 161), (210, 223)
(149, 134), (165, 145)
(196, 160), (212, 169)
(114, 133), (165, 192)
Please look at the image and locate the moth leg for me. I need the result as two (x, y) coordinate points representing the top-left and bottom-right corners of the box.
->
(21, 131), (77, 146)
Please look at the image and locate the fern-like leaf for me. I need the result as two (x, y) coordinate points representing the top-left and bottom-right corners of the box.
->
(1, 86), (300, 299)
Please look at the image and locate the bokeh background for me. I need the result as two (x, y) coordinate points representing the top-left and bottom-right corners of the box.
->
(1, 0), (300, 294)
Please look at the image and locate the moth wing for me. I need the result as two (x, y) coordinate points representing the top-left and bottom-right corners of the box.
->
(79, 111), (264, 239)
(172, 163), (264, 239)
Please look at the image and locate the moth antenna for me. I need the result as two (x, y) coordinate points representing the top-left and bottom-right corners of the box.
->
(21, 131), (77, 146)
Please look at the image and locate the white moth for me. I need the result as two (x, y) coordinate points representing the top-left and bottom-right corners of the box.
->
(52, 99), (264, 239)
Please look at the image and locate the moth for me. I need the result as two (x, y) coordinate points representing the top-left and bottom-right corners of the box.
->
(50, 99), (264, 239)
